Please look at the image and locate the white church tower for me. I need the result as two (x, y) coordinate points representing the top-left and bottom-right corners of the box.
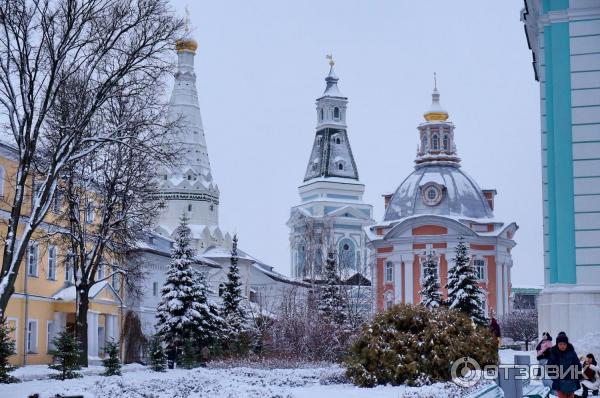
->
(155, 27), (229, 250)
(287, 57), (374, 281)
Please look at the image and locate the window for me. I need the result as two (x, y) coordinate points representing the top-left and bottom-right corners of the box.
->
(333, 107), (340, 120)
(249, 290), (257, 303)
(432, 134), (439, 150)
(27, 243), (38, 277)
(385, 261), (393, 282)
(111, 264), (119, 290)
(47, 246), (57, 280)
(32, 182), (41, 207)
(153, 282), (158, 297)
(218, 283), (225, 297)
(320, 108), (324, 121)
(421, 257), (439, 282)
(421, 136), (427, 150)
(427, 188), (437, 200)
(46, 321), (55, 353)
(188, 204), (192, 212)
(338, 239), (356, 270)
(335, 137), (341, 144)
(473, 259), (486, 281)
(187, 175), (191, 181)
(85, 202), (94, 224)
(0, 166), (4, 197)
(443, 134), (449, 150)
(65, 252), (74, 282)
(97, 263), (105, 281)
(27, 320), (38, 353)
(163, 175), (168, 180)
(338, 163), (344, 170)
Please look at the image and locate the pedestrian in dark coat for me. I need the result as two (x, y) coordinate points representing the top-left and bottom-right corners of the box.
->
(547, 334), (581, 398)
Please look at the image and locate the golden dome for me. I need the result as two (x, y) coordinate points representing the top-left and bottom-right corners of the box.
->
(424, 111), (449, 121)
(176, 39), (198, 52)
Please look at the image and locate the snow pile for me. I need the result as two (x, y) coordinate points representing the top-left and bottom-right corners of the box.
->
(0, 365), (495, 398)
(573, 332), (600, 359)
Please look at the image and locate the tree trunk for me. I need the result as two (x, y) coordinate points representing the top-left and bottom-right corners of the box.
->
(76, 289), (90, 367)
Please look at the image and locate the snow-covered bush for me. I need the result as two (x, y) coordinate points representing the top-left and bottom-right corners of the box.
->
(345, 304), (498, 387)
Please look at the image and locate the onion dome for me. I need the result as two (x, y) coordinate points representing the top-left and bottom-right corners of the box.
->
(423, 75), (449, 121)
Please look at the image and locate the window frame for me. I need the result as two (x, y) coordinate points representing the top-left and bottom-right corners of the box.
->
(27, 319), (38, 354)
(473, 258), (486, 281)
(432, 134), (440, 150)
(442, 134), (449, 150)
(46, 320), (55, 353)
(27, 242), (39, 277)
(333, 106), (340, 120)
(47, 245), (57, 280)
(385, 261), (394, 283)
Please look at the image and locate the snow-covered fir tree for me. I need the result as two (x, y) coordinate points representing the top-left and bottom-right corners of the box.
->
(0, 318), (17, 383)
(156, 214), (210, 350)
(49, 330), (82, 380)
(419, 250), (443, 308)
(148, 335), (167, 372)
(220, 235), (248, 347)
(446, 237), (487, 325)
(191, 269), (223, 347)
(102, 341), (121, 376)
(318, 250), (348, 325)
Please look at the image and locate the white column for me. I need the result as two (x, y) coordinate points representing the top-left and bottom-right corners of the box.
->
(404, 258), (414, 304)
(87, 312), (99, 358)
(394, 260), (402, 304)
(496, 262), (504, 315)
(503, 262), (509, 315)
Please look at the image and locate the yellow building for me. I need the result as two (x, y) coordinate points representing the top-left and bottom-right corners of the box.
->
(0, 142), (123, 366)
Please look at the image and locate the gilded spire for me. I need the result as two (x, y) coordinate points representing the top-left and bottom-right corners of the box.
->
(423, 73), (449, 121)
(176, 5), (198, 53)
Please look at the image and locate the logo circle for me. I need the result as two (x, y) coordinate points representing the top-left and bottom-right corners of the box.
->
(451, 357), (481, 387)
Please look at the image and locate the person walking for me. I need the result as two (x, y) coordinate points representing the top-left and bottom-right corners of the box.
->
(490, 317), (501, 348)
(536, 332), (553, 387)
(548, 334), (581, 398)
(580, 353), (600, 398)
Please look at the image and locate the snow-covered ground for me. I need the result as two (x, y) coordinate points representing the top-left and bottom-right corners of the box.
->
(1, 363), (492, 398)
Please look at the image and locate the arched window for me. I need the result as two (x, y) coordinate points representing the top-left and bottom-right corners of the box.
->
(442, 134), (449, 150)
(385, 261), (393, 282)
(338, 238), (356, 270)
(333, 107), (340, 120)
(336, 137), (341, 144)
(338, 163), (344, 171)
(320, 108), (324, 121)
(432, 134), (439, 150)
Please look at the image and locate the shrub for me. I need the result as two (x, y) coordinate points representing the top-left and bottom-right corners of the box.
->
(345, 304), (498, 387)
(148, 335), (167, 372)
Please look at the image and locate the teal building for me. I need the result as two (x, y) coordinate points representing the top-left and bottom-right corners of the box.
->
(522, 0), (600, 340)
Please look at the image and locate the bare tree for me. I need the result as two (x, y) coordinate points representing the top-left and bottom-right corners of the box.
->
(500, 308), (539, 350)
(0, 0), (182, 315)
(292, 214), (333, 281)
(56, 86), (177, 365)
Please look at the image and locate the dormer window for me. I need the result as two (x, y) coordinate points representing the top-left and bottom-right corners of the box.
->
(333, 107), (340, 120)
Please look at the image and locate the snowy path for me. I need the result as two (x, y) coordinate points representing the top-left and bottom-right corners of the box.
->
(1, 364), (487, 398)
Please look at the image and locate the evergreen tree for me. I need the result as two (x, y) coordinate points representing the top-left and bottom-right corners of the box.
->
(419, 250), (442, 308)
(178, 337), (198, 369)
(0, 318), (18, 383)
(318, 250), (348, 326)
(147, 335), (167, 372)
(156, 214), (208, 352)
(221, 235), (248, 344)
(49, 330), (82, 380)
(446, 237), (487, 325)
(102, 341), (121, 376)
(191, 269), (223, 348)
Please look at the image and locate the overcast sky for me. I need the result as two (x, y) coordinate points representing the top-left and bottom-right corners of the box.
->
(172, 0), (543, 286)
